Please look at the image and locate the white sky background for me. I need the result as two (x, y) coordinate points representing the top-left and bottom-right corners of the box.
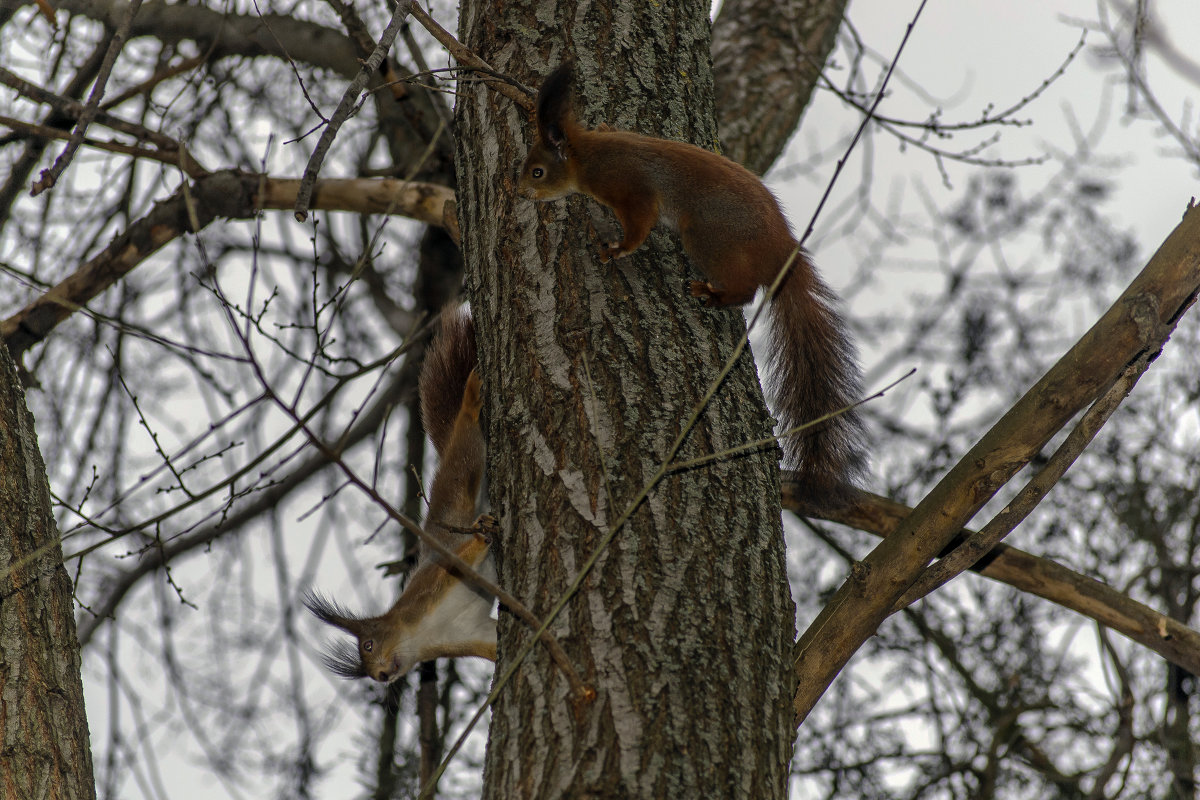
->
(12, 0), (1196, 798)
(778, 1), (1199, 795)
(791, 1), (1199, 254)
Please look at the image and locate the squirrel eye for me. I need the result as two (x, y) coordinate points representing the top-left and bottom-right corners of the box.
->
(363, 640), (373, 652)
(532, 167), (544, 179)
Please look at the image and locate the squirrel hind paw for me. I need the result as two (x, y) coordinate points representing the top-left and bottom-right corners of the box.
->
(688, 280), (754, 308)
(472, 513), (499, 543)
(461, 368), (483, 414)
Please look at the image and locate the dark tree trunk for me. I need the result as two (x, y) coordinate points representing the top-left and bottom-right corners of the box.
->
(455, 1), (795, 797)
(0, 344), (96, 800)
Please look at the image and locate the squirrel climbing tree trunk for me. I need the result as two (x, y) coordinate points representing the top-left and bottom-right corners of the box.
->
(456, 1), (797, 797)
(0, 342), (96, 800)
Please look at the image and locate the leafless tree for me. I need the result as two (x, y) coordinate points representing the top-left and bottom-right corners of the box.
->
(1, 0), (1199, 798)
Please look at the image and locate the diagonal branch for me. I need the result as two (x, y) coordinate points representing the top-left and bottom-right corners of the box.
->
(293, 0), (413, 221)
(785, 485), (1200, 677)
(30, 0), (145, 195)
(406, 5), (531, 110)
(0, 65), (182, 152)
(892, 350), (1151, 609)
(791, 203), (1200, 727)
(0, 114), (205, 177)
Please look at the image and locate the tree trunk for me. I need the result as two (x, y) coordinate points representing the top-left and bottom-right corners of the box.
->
(0, 344), (96, 800)
(455, 2), (795, 797)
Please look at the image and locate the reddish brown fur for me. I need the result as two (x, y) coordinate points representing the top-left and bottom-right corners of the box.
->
(307, 307), (496, 682)
(423, 365), (484, 538)
(420, 307), (478, 457)
(519, 62), (866, 505)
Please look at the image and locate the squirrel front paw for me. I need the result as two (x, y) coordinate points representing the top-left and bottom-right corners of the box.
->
(599, 241), (630, 263)
(688, 280), (718, 306)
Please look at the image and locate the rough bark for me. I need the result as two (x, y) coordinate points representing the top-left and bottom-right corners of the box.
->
(455, 2), (794, 798)
(712, 0), (850, 174)
(0, 334), (96, 800)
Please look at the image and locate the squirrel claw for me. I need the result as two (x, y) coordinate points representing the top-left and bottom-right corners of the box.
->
(598, 242), (622, 262)
(472, 513), (499, 543)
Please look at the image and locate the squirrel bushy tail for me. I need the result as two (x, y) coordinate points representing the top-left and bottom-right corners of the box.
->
(420, 306), (478, 458)
(419, 305), (484, 545)
(768, 267), (867, 506)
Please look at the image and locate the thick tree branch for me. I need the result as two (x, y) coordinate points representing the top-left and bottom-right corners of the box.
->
(711, 0), (849, 173)
(791, 203), (1200, 726)
(893, 350), (1151, 609)
(30, 0), (363, 76)
(2, 172), (456, 356)
(785, 484), (1200, 677)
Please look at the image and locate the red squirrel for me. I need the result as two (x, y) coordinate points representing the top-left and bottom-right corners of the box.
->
(518, 62), (866, 504)
(305, 307), (497, 682)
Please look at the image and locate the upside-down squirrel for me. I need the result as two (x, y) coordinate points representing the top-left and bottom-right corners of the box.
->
(305, 307), (497, 682)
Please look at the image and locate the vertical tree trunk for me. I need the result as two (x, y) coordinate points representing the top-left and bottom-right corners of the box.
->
(1164, 662), (1196, 800)
(0, 345), (96, 800)
(455, 2), (795, 797)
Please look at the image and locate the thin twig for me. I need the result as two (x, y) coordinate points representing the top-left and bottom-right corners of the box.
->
(31, 0), (146, 195)
(406, 5), (532, 110)
(0, 114), (207, 177)
(0, 66), (181, 151)
(99, 53), (209, 111)
(798, 0), (930, 247)
(667, 369), (915, 474)
(294, 0), (414, 221)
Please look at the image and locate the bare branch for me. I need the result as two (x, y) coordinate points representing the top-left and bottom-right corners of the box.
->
(293, 0), (413, 221)
(893, 345), (1150, 607)
(30, 0), (145, 195)
(407, 5), (531, 110)
(2, 173), (455, 356)
(0, 114), (205, 177)
(786, 485), (1200, 677)
(0, 65), (182, 151)
(791, 202), (1200, 727)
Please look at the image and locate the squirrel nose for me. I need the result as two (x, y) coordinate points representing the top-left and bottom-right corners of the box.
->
(374, 669), (390, 683)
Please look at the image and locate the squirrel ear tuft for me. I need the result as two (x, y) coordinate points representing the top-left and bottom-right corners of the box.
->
(535, 61), (577, 147)
(544, 121), (568, 157)
(303, 589), (365, 636)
